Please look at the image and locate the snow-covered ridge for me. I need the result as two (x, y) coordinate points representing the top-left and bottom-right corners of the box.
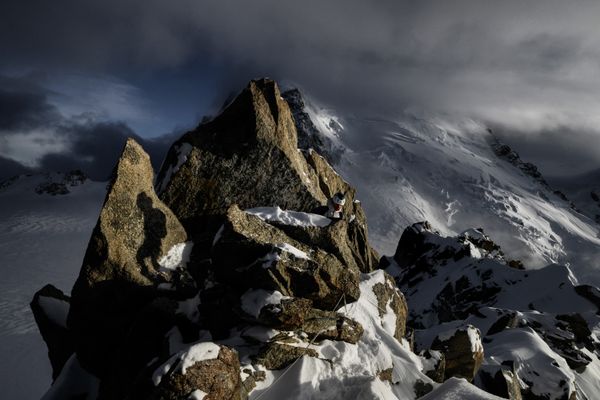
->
(385, 223), (600, 399)
(287, 94), (600, 286)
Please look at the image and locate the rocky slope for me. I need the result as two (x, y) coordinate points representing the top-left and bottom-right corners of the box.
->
(382, 223), (600, 399)
(30, 79), (600, 400)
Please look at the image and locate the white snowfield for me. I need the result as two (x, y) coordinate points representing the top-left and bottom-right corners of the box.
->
(301, 98), (600, 286)
(0, 173), (106, 400)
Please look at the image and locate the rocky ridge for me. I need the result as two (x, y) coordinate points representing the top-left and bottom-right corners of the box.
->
(383, 221), (600, 399)
(30, 79), (600, 400)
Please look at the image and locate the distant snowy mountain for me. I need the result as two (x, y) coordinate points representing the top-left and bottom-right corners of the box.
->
(285, 91), (600, 286)
(0, 172), (105, 399)
(550, 169), (600, 225)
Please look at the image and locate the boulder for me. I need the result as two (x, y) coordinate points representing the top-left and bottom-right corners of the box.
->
(486, 312), (519, 336)
(30, 284), (73, 380)
(420, 350), (445, 383)
(257, 297), (363, 344)
(300, 308), (363, 344)
(431, 325), (484, 382)
(150, 343), (241, 400)
(371, 272), (408, 342)
(255, 342), (319, 370)
(212, 205), (360, 309)
(68, 138), (190, 377)
(257, 297), (313, 329)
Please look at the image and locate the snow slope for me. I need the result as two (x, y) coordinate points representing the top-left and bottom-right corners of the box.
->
(295, 96), (600, 286)
(0, 173), (105, 400)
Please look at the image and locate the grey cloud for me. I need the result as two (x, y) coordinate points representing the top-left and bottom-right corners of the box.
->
(0, 76), (175, 181)
(2, 1), (600, 175)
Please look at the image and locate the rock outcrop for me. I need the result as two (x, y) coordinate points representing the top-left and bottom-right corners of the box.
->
(212, 205), (361, 309)
(30, 284), (73, 380)
(67, 138), (192, 380)
(156, 79), (378, 273)
(150, 343), (241, 400)
(431, 325), (484, 382)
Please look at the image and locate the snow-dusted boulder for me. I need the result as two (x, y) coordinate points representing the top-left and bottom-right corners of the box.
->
(212, 204), (361, 309)
(370, 271), (408, 342)
(151, 342), (241, 400)
(30, 284), (73, 380)
(252, 295), (363, 344)
(68, 138), (192, 378)
(431, 325), (484, 382)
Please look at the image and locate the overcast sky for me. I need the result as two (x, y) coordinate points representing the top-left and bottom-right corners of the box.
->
(2, 0), (600, 179)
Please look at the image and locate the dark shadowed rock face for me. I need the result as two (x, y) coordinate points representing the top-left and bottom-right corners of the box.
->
(156, 79), (325, 234)
(431, 325), (484, 382)
(477, 367), (522, 400)
(68, 138), (189, 378)
(30, 284), (73, 380)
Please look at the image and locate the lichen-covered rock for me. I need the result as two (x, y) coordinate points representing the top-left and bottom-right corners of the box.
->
(257, 297), (363, 344)
(255, 342), (319, 370)
(68, 138), (189, 377)
(301, 308), (363, 344)
(212, 205), (360, 309)
(30, 284), (73, 380)
(371, 272), (408, 342)
(150, 344), (241, 400)
(431, 325), (484, 382)
(257, 297), (314, 329)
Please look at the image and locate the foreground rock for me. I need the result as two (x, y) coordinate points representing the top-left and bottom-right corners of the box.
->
(68, 138), (191, 379)
(33, 80), (443, 400)
(431, 325), (484, 382)
(30, 284), (73, 380)
(150, 343), (241, 400)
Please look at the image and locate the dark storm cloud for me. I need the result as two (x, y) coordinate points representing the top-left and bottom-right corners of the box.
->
(2, 0), (600, 175)
(0, 76), (174, 181)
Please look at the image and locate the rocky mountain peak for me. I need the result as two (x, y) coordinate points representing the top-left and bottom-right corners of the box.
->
(30, 80), (600, 400)
(155, 79), (378, 271)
